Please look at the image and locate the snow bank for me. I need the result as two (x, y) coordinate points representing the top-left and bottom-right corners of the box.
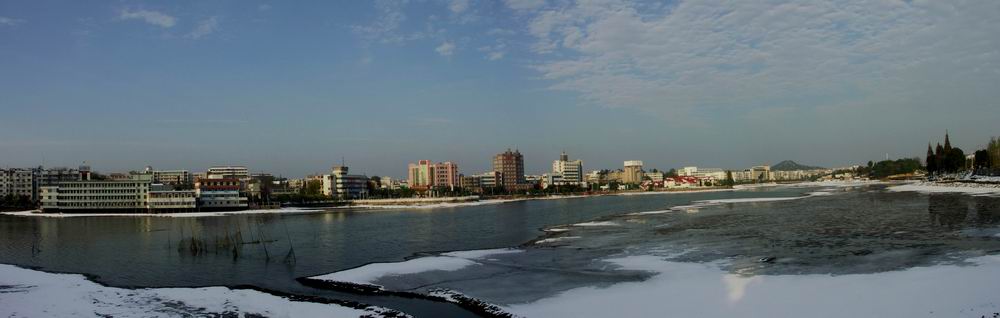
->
(888, 182), (1000, 196)
(572, 221), (620, 227)
(784, 180), (884, 187)
(0, 264), (371, 318)
(505, 255), (1000, 318)
(698, 196), (805, 204)
(0, 207), (322, 218)
(535, 236), (581, 244)
(346, 198), (523, 210)
(310, 248), (523, 285)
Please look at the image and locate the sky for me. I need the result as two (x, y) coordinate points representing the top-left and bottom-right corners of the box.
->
(1, 0), (998, 179)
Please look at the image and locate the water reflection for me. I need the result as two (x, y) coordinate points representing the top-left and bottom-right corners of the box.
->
(975, 196), (1000, 225)
(928, 194), (968, 229)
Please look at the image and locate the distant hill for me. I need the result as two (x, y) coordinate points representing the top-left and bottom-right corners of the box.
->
(771, 160), (825, 171)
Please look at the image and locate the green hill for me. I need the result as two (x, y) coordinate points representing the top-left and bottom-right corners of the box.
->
(771, 160), (825, 171)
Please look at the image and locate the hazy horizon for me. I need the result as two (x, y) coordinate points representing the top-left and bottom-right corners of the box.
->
(2, 0), (998, 178)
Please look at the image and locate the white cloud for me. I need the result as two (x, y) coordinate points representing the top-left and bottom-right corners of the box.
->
(352, 0), (420, 44)
(436, 41), (456, 56)
(449, 0), (470, 13)
(258, 4), (272, 11)
(487, 51), (505, 61)
(186, 17), (219, 39)
(519, 0), (1000, 120)
(119, 9), (176, 28)
(505, 0), (545, 11)
(0, 17), (25, 26)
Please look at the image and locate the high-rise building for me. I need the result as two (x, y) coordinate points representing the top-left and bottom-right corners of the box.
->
(407, 160), (460, 189)
(551, 151), (584, 185)
(623, 160), (645, 184)
(493, 149), (525, 190)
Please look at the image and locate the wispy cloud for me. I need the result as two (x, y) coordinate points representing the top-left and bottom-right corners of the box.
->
(0, 17), (26, 26)
(257, 4), (272, 12)
(185, 17), (219, 39)
(155, 119), (249, 125)
(351, 0), (421, 44)
(449, 0), (469, 13)
(519, 0), (1000, 122)
(119, 9), (176, 28)
(436, 41), (456, 56)
(504, 0), (545, 11)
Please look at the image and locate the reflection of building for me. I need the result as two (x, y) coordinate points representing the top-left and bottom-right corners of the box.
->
(493, 149), (526, 190)
(623, 160), (644, 184)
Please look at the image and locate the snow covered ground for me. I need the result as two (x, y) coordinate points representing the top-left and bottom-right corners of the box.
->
(888, 182), (1000, 196)
(309, 248), (522, 286)
(0, 207), (322, 218)
(504, 254), (1000, 318)
(0, 264), (378, 318)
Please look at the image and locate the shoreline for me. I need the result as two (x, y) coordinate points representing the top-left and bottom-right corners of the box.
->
(0, 180), (880, 218)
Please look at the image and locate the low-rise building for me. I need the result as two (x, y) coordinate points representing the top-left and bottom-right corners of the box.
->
(148, 184), (197, 212)
(195, 177), (248, 210)
(40, 175), (153, 213)
(325, 166), (369, 200)
(152, 170), (192, 185)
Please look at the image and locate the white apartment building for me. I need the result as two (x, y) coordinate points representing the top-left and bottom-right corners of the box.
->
(206, 166), (250, 180)
(0, 168), (34, 198)
(194, 178), (248, 210)
(323, 166), (369, 200)
(678, 166), (727, 180)
(152, 170), (192, 185)
(552, 152), (585, 186)
(40, 175), (153, 213)
(148, 184), (197, 212)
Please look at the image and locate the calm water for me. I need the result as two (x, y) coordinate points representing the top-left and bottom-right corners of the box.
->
(345, 185), (1000, 307)
(0, 187), (811, 317)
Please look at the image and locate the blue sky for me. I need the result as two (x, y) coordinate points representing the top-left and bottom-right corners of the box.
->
(1, 0), (998, 178)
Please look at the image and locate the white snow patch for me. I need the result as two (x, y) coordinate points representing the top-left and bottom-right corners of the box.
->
(441, 248), (523, 259)
(628, 209), (674, 216)
(535, 236), (581, 244)
(310, 248), (523, 285)
(0, 207), (322, 218)
(0, 264), (369, 317)
(505, 255), (1000, 318)
(572, 221), (620, 227)
(698, 197), (805, 204)
(888, 182), (1000, 196)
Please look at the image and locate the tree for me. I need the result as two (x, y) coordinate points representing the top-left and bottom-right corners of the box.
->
(974, 149), (991, 169)
(926, 144), (937, 174)
(724, 170), (735, 187)
(989, 137), (1000, 170)
(665, 168), (678, 177)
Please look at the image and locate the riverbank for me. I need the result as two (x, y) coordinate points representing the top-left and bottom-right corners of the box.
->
(0, 264), (401, 318)
(0, 207), (323, 218)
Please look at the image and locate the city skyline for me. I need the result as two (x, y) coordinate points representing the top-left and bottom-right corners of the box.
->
(2, 1), (999, 177)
